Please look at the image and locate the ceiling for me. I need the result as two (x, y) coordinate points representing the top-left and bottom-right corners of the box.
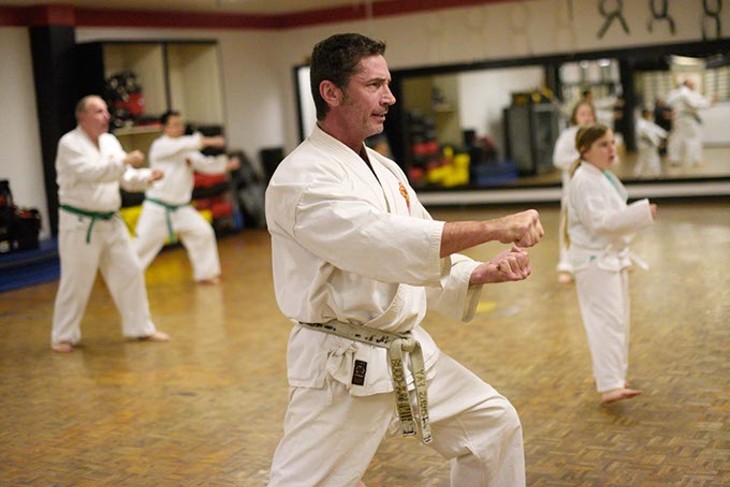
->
(0, 0), (395, 15)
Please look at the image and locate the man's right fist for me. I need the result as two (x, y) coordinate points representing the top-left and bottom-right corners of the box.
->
(495, 209), (544, 248)
(124, 150), (145, 168)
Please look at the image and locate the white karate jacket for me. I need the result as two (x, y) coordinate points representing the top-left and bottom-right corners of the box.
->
(636, 118), (667, 149)
(266, 125), (482, 396)
(553, 126), (580, 173)
(667, 85), (711, 123)
(146, 133), (228, 205)
(567, 162), (654, 272)
(56, 127), (152, 211)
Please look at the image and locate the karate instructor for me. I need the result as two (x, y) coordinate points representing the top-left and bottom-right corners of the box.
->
(265, 33), (543, 486)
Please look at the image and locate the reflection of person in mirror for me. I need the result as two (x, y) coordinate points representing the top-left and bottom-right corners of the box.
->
(666, 79), (715, 167)
(633, 108), (667, 178)
(552, 99), (596, 284)
(565, 123), (657, 405)
(51, 95), (170, 353)
(266, 32), (545, 487)
(134, 110), (240, 285)
(652, 98), (672, 156)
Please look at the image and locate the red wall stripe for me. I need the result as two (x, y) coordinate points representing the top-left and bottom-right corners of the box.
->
(0, 0), (514, 30)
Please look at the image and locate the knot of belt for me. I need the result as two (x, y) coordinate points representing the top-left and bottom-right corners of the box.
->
(60, 204), (116, 244)
(146, 197), (188, 244)
(299, 320), (432, 444)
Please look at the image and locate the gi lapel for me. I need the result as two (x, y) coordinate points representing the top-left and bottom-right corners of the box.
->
(311, 127), (391, 213)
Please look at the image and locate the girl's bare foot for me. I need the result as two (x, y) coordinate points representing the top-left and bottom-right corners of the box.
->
(601, 388), (641, 404)
(558, 272), (573, 284)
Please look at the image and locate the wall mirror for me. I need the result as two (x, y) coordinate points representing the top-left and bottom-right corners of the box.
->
(295, 39), (729, 196)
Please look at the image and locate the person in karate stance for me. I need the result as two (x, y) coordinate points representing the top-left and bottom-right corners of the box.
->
(552, 99), (596, 284)
(565, 123), (657, 404)
(666, 79), (714, 168)
(51, 95), (170, 353)
(134, 110), (239, 284)
(265, 33), (545, 487)
(633, 108), (667, 178)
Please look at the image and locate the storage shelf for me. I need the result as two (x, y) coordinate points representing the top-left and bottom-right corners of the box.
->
(112, 125), (162, 136)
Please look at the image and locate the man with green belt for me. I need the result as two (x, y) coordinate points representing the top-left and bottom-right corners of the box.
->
(133, 110), (238, 284)
(51, 95), (169, 353)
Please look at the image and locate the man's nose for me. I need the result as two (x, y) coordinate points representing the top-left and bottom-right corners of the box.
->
(383, 86), (396, 105)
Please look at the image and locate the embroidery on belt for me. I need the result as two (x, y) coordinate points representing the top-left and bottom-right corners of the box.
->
(398, 182), (411, 213)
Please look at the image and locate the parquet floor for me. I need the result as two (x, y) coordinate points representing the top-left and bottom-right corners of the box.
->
(1, 199), (728, 486)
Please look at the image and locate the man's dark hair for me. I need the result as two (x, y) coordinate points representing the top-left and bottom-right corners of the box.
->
(310, 33), (386, 120)
(161, 110), (181, 126)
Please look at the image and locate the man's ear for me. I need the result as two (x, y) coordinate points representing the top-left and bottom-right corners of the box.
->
(319, 80), (342, 108)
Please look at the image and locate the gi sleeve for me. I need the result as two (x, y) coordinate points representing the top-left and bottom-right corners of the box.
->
(269, 172), (445, 287)
(426, 254), (482, 322)
(572, 178), (654, 238)
(188, 152), (228, 174)
(120, 167), (155, 192)
(553, 129), (578, 171)
(151, 133), (203, 161)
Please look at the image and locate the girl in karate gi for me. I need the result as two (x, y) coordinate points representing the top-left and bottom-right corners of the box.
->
(552, 99), (596, 284)
(565, 123), (657, 404)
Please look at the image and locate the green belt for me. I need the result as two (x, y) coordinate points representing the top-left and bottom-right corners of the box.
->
(60, 204), (116, 244)
(299, 320), (432, 444)
(145, 198), (188, 244)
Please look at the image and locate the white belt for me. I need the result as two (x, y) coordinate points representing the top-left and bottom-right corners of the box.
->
(299, 320), (432, 444)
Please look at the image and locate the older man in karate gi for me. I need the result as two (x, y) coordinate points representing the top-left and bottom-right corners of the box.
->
(265, 33), (544, 487)
(666, 79), (714, 167)
(51, 95), (169, 353)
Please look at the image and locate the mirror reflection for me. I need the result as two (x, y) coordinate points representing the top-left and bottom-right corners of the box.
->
(295, 42), (729, 192)
(385, 46), (729, 191)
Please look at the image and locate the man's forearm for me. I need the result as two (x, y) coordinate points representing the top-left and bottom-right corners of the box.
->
(440, 221), (494, 258)
(439, 209), (543, 257)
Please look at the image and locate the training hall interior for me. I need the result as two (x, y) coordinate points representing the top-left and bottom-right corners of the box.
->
(1, 0), (728, 485)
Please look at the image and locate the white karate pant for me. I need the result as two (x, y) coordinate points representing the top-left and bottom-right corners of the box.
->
(134, 201), (221, 282)
(574, 262), (631, 393)
(268, 352), (525, 487)
(557, 170), (573, 274)
(51, 210), (157, 345)
(667, 117), (703, 166)
(634, 147), (661, 176)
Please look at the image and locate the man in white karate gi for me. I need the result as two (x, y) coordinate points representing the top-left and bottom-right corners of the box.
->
(265, 33), (544, 487)
(134, 110), (239, 284)
(51, 95), (169, 353)
(666, 79), (714, 167)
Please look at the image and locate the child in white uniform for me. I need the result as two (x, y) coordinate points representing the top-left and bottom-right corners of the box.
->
(552, 99), (596, 283)
(565, 123), (657, 404)
(633, 108), (667, 177)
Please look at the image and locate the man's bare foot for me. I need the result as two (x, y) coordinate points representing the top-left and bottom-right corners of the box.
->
(140, 331), (170, 342)
(197, 277), (220, 285)
(558, 272), (573, 284)
(51, 342), (73, 353)
(601, 388), (641, 404)
(356, 482), (367, 487)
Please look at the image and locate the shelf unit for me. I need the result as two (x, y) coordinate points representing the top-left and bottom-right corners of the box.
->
(76, 40), (224, 128)
(75, 40), (239, 236)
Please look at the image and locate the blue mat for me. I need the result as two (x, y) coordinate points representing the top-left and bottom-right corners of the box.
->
(0, 239), (59, 292)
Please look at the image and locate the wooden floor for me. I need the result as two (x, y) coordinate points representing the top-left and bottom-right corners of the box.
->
(1, 199), (728, 486)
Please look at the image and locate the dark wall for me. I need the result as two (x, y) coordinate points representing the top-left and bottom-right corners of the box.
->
(30, 25), (77, 236)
